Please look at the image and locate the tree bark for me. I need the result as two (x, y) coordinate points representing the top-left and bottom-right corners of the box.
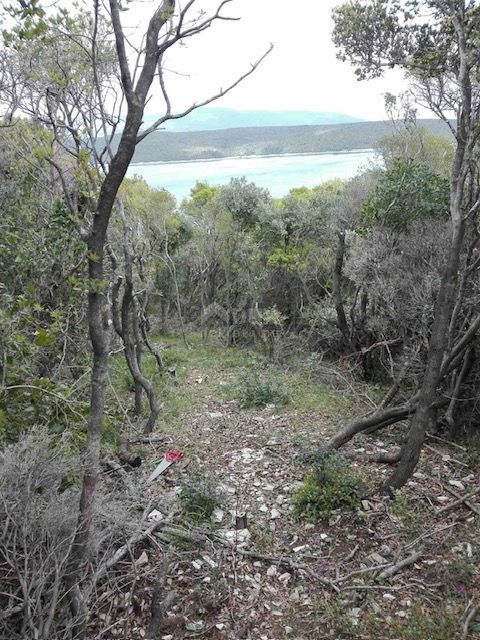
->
(385, 7), (474, 489)
(332, 230), (351, 348)
(65, 3), (175, 635)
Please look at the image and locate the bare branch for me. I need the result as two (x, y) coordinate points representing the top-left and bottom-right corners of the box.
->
(137, 43), (273, 142)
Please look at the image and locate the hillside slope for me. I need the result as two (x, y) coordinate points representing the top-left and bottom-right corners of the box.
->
(125, 119), (452, 164)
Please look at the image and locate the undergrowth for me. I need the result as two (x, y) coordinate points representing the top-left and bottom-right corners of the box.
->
(293, 453), (361, 520)
(179, 468), (224, 522)
(232, 366), (290, 408)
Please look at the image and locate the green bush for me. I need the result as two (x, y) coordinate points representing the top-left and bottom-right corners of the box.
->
(360, 158), (450, 230)
(232, 367), (290, 408)
(293, 453), (360, 520)
(179, 469), (224, 522)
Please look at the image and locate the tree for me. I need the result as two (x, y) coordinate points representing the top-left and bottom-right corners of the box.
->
(331, 0), (480, 489)
(2, 1), (271, 636)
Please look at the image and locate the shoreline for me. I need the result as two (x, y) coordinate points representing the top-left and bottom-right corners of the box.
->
(130, 148), (376, 167)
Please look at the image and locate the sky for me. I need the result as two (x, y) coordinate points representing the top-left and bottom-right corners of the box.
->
(124, 0), (410, 121)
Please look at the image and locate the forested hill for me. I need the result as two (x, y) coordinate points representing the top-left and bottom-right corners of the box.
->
(125, 118), (452, 164)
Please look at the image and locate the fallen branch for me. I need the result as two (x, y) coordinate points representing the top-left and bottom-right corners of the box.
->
(95, 518), (169, 583)
(158, 525), (340, 592)
(224, 546), (340, 593)
(147, 548), (177, 639)
(376, 551), (422, 581)
(343, 544), (360, 562)
(424, 444), (469, 468)
(437, 487), (480, 516)
(426, 432), (466, 451)
(0, 603), (24, 620)
(321, 404), (412, 453)
(103, 458), (136, 493)
(463, 604), (479, 639)
(403, 521), (460, 551)
(334, 561), (391, 584)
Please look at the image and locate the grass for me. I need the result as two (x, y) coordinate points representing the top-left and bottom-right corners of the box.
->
(230, 366), (290, 408)
(286, 370), (354, 418)
(179, 467), (224, 522)
(108, 332), (381, 437)
(108, 332), (258, 426)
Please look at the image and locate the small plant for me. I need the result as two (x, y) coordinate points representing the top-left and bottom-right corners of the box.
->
(293, 453), (360, 520)
(312, 596), (356, 636)
(390, 603), (460, 640)
(389, 487), (410, 518)
(232, 367), (290, 409)
(179, 468), (224, 522)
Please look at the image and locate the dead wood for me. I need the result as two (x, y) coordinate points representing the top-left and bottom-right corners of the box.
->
(463, 604), (479, 639)
(157, 525), (340, 592)
(376, 551), (422, 581)
(146, 548), (177, 639)
(437, 487), (480, 516)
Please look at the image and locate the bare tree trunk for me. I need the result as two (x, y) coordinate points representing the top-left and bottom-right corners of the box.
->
(385, 10), (474, 488)
(332, 230), (351, 348)
(385, 212), (467, 490)
(65, 5), (176, 634)
(122, 248), (160, 434)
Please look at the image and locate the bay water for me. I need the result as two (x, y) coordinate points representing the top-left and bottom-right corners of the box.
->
(127, 149), (377, 201)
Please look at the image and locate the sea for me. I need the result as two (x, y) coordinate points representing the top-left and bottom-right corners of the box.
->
(127, 149), (378, 202)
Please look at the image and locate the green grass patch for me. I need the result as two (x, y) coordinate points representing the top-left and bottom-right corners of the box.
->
(286, 371), (354, 418)
(230, 366), (290, 409)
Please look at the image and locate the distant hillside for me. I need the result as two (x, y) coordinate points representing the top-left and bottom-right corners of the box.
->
(114, 119), (453, 164)
(141, 107), (362, 132)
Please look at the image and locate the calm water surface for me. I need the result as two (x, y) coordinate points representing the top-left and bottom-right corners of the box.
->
(127, 150), (377, 201)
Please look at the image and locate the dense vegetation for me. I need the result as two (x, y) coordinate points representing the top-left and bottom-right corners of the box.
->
(1, 1), (480, 639)
(117, 118), (453, 163)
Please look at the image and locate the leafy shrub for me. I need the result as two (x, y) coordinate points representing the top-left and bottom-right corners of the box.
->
(293, 453), (360, 520)
(389, 487), (410, 518)
(232, 367), (290, 408)
(179, 469), (224, 522)
(359, 158), (450, 230)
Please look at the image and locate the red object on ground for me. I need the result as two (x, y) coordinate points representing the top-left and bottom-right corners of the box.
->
(165, 450), (184, 463)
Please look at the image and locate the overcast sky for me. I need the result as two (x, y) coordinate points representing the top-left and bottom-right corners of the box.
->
(125, 0), (409, 120)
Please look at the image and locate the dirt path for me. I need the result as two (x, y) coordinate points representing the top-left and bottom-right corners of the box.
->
(103, 352), (480, 640)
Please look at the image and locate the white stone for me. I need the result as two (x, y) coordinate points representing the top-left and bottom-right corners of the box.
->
(211, 508), (225, 523)
(383, 593), (396, 601)
(135, 551), (149, 566)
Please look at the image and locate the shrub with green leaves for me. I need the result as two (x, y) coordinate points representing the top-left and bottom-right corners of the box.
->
(359, 158), (450, 230)
(293, 453), (360, 520)
(232, 367), (290, 408)
(179, 469), (224, 522)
